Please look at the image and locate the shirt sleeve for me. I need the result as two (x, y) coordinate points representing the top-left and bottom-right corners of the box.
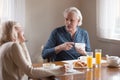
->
(42, 30), (57, 60)
(84, 31), (91, 52)
(11, 42), (63, 78)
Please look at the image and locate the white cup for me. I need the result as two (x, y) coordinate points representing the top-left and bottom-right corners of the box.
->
(75, 43), (85, 51)
(78, 56), (87, 61)
(107, 56), (120, 67)
(43, 63), (56, 69)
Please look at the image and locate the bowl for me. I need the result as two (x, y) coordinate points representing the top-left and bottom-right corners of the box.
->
(107, 56), (120, 67)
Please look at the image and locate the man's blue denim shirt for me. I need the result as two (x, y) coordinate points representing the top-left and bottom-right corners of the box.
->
(42, 26), (91, 61)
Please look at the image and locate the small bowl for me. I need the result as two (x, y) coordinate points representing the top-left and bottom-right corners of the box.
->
(107, 56), (120, 67)
(78, 56), (87, 61)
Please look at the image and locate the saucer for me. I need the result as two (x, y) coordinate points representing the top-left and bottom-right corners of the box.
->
(66, 69), (77, 73)
(43, 63), (56, 69)
(107, 65), (120, 68)
(41, 65), (62, 70)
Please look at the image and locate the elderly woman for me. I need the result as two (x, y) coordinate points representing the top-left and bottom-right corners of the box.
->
(42, 7), (91, 61)
(0, 21), (65, 80)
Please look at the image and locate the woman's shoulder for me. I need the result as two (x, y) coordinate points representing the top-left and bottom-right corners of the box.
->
(1, 42), (15, 47)
(0, 42), (19, 53)
(8, 42), (19, 46)
(2, 42), (20, 49)
(11, 42), (22, 49)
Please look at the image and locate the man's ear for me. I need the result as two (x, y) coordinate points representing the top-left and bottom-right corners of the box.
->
(77, 19), (80, 25)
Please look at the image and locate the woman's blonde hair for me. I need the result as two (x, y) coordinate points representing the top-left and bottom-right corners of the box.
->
(0, 21), (17, 45)
(63, 7), (83, 26)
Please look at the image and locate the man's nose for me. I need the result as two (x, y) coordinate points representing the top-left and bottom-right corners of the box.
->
(67, 20), (71, 24)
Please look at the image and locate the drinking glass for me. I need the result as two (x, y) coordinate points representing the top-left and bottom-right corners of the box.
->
(86, 52), (93, 69)
(95, 49), (102, 66)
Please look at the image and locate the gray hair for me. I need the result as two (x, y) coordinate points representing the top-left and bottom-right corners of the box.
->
(63, 7), (83, 26)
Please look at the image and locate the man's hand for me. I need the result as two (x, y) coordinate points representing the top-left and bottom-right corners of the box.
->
(55, 42), (74, 54)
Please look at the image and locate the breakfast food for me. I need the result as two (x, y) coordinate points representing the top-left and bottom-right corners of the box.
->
(73, 60), (87, 68)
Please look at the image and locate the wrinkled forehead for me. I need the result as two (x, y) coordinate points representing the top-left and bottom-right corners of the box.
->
(64, 12), (79, 19)
(64, 11), (79, 20)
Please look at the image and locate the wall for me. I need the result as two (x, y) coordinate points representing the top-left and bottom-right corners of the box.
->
(25, 0), (82, 63)
(25, 0), (120, 63)
(79, 0), (120, 57)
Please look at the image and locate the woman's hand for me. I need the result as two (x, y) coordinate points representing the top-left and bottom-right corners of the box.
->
(18, 31), (25, 43)
(15, 26), (25, 43)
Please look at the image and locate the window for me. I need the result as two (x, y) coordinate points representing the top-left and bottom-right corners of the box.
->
(97, 0), (120, 41)
(0, 0), (2, 21)
(0, 0), (25, 26)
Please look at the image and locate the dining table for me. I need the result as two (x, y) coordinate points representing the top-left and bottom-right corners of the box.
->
(32, 57), (120, 80)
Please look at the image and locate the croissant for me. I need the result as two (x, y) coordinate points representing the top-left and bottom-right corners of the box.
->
(73, 61), (87, 68)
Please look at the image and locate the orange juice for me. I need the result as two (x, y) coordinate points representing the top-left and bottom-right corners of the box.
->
(95, 52), (101, 64)
(87, 56), (93, 68)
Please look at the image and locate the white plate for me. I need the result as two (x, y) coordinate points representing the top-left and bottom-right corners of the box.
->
(40, 65), (62, 70)
(74, 66), (87, 69)
(107, 65), (120, 68)
(66, 69), (77, 73)
(62, 58), (107, 64)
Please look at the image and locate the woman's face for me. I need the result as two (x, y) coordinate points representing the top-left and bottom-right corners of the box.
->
(64, 12), (80, 32)
(14, 25), (25, 42)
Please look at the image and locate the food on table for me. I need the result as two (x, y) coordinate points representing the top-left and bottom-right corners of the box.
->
(73, 60), (87, 68)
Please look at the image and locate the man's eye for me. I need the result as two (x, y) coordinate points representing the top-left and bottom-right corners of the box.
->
(71, 19), (75, 22)
(66, 18), (68, 21)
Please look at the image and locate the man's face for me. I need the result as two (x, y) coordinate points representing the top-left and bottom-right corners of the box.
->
(64, 12), (79, 32)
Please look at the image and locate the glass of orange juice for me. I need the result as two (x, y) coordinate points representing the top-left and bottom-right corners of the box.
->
(87, 52), (93, 69)
(95, 49), (102, 66)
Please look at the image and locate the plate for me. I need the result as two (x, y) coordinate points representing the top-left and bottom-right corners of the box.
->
(41, 65), (62, 70)
(66, 69), (77, 73)
(74, 66), (87, 69)
(73, 61), (87, 69)
(107, 65), (120, 68)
